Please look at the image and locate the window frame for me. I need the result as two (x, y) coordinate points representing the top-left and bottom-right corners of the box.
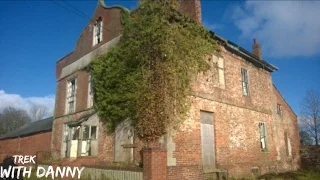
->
(92, 18), (103, 46)
(277, 104), (282, 116)
(259, 122), (268, 151)
(66, 78), (77, 114)
(241, 68), (250, 96)
(87, 74), (94, 108)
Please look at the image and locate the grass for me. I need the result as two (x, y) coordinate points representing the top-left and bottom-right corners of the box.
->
(257, 169), (320, 180)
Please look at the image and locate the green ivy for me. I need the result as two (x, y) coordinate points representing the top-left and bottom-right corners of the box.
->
(90, 0), (218, 142)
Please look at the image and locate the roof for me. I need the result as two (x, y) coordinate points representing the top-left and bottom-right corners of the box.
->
(65, 112), (96, 127)
(0, 117), (53, 140)
(210, 32), (278, 72)
(56, 1), (278, 73)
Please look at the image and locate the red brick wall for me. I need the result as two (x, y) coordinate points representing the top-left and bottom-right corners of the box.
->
(166, 45), (299, 179)
(179, 0), (202, 24)
(0, 132), (51, 162)
(273, 86), (300, 171)
(55, 70), (90, 118)
(56, 5), (123, 79)
(143, 148), (167, 180)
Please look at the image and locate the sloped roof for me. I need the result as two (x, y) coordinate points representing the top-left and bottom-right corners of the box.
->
(0, 117), (53, 140)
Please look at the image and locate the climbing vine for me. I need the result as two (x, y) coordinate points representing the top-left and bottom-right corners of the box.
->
(90, 0), (218, 142)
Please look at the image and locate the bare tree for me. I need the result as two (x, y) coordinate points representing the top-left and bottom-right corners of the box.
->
(300, 89), (320, 146)
(300, 130), (313, 145)
(29, 104), (48, 121)
(0, 107), (31, 135)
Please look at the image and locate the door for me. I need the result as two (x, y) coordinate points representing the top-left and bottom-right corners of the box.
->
(114, 119), (134, 163)
(70, 126), (80, 158)
(200, 111), (216, 172)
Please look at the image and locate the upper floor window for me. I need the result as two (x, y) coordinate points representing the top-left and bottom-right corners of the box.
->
(88, 74), (94, 108)
(241, 68), (249, 96)
(259, 122), (267, 151)
(66, 78), (76, 114)
(277, 104), (282, 116)
(93, 18), (103, 46)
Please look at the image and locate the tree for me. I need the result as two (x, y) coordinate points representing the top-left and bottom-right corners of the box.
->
(0, 107), (31, 136)
(300, 89), (320, 146)
(300, 130), (313, 145)
(91, 0), (217, 143)
(29, 104), (48, 121)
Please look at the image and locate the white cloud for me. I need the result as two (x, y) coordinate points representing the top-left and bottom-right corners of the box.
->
(0, 90), (55, 118)
(231, 1), (320, 57)
(203, 21), (223, 31)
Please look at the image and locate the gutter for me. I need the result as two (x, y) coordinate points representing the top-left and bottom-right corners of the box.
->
(210, 31), (278, 72)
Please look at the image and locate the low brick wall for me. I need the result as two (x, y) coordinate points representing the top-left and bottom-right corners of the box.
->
(0, 132), (52, 161)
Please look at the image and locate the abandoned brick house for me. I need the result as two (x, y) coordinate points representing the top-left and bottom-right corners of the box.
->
(51, 0), (300, 179)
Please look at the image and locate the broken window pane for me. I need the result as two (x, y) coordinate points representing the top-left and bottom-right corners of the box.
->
(82, 125), (90, 139)
(72, 126), (80, 140)
(91, 126), (97, 139)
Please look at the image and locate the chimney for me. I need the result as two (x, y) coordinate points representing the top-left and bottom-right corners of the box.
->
(179, 0), (202, 24)
(252, 39), (262, 60)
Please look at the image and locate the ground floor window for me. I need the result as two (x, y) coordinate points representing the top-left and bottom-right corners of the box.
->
(63, 124), (98, 158)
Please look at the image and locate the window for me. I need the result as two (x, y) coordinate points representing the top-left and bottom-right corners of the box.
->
(93, 18), (103, 46)
(66, 78), (76, 114)
(82, 125), (97, 140)
(259, 122), (267, 151)
(88, 74), (94, 108)
(72, 126), (80, 140)
(241, 68), (249, 96)
(284, 132), (292, 157)
(82, 125), (90, 139)
(277, 104), (282, 116)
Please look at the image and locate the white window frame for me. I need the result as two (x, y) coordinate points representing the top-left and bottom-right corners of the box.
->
(241, 68), (249, 96)
(92, 18), (103, 46)
(259, 122), (267, 151)
(66, 78), (77, 114)
(87, 74), (94, 108)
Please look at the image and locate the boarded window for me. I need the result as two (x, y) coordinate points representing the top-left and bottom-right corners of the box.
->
(284, 132), (292, 157)
(200, 111), (215, 170)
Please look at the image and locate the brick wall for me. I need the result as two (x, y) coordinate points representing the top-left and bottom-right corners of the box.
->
(273, 86), (300, 171)
(55, 70), (90, 118)
(51, 1), (300, 179)
(143, 148), (167, 180)
(165, 45), (300, 179)
(179, 0), (202, 24)
(56, 4), (123, 79)
(0, 132), (51, 162)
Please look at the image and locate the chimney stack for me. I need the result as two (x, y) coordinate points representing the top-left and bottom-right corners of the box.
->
(252, 39), (262, 60)
(179, 0), (202, 24)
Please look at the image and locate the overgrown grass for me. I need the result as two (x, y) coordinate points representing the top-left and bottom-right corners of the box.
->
(257, 169), (320, 180)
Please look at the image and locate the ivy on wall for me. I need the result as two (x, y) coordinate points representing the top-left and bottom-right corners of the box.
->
(90, 0), (218, 143)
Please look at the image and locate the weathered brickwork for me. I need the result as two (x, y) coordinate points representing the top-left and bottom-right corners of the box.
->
(50, 1), (300, 179)
(143, 148), (167, 180)
(165, 45), (300, 179)
(0, 132), (51, 161)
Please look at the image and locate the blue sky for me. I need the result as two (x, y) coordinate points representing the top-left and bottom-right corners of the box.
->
(0, 0), (319, 116)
